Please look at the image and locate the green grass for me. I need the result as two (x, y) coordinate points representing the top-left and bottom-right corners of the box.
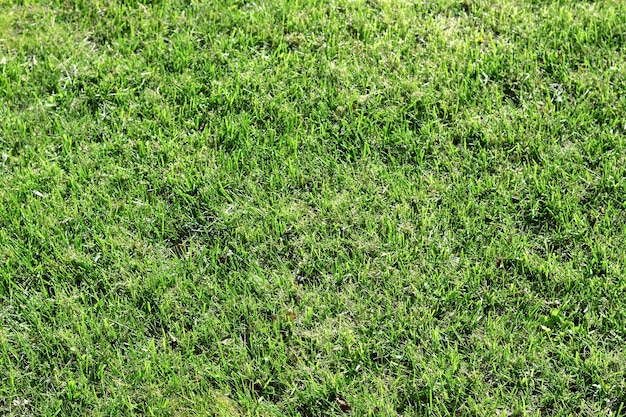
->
(1, 0), (626, 415)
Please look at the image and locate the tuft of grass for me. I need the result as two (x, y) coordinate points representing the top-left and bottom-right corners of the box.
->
(1, 0), (626, 415)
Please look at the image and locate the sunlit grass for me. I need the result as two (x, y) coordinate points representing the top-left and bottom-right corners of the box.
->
(1, 0), (625, 415)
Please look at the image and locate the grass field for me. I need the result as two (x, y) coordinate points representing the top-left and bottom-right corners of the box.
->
(1, 0), (626, 415)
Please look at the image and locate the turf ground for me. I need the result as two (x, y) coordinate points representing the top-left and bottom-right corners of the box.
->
(1, 0), (626, 415)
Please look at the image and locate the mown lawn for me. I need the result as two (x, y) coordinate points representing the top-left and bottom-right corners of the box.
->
(1, 0), (625, 415)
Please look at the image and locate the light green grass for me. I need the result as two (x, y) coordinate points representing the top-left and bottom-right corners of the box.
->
(1, 0), (625, 415)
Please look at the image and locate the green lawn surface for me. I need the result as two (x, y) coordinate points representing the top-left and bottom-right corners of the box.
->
(1, 0), (626, 415)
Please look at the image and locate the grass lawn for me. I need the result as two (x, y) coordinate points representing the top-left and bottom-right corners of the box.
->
(1, 0), (626, 415)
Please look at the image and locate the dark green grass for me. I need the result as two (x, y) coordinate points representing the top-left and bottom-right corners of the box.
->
(1, 0), (626, 415)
